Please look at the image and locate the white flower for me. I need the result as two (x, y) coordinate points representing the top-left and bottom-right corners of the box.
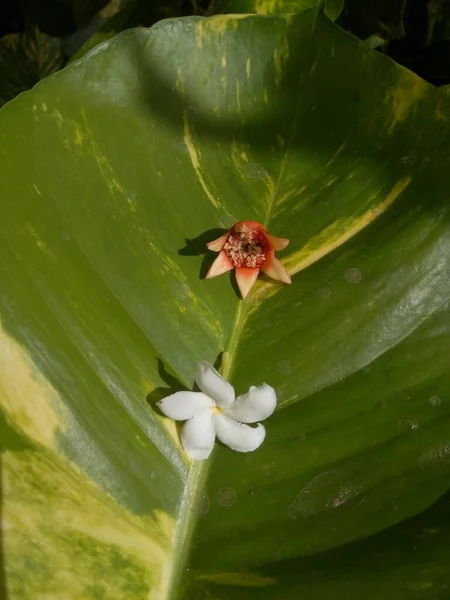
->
(157, 360), (277, 460)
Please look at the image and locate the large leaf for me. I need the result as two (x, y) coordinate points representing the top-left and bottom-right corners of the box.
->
(217, 0), (318, 14)
(1, 5), (450, 599)
(217, 0), (343, 20)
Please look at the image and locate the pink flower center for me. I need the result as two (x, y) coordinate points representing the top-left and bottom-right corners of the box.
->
(224, 230), (267, 268)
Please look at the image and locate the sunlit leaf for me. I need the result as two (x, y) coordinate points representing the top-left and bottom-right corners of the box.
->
(216, 0), (343, 20)
(1, 6), (450, 599)
(218, 0), (318, 14)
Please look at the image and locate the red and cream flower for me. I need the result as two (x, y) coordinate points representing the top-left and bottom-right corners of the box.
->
(205, 220), (291, 299)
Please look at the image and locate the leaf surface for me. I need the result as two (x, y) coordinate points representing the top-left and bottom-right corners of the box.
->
(1, 7), (450, 599)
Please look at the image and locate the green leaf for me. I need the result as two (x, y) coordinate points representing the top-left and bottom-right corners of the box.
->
(0, 26), (64, 107)
(1, 7), (450, 599)
(215, 0), (343, 21)
(427, 0), (450, 43)
(217, 0), (318, 14)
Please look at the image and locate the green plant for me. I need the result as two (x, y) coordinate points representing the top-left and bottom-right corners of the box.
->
(1, 5), (450, 599)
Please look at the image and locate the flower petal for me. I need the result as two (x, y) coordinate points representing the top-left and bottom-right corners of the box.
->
(196, 360), (235, 407)
(235, 267), (259, 299)
(224, 383), (277, 423)
(157, 391), (213, 420)
(265, 232), (290, 251)
(206, 231), (229, 252)
(181, 410), (216, 460)
(261, 251), (291, 284)
(234, 220), (264, 233)
(205, 250), (234, 279)
(214, 414), (266, 452)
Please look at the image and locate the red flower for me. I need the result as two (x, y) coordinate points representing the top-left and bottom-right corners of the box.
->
(205, 220), (291, 299)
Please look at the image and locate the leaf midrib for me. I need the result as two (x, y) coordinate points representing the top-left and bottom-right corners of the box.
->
(166, 8), (324, 595)
(165, 303), (245, 599)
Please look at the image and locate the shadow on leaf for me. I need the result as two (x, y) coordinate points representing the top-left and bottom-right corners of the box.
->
(146, 353), (225, 449)
(178, 228), (227, 280)
(146, 359), (188, 446)
(146, 358), (187, 411)
(178, 228), (224, 256)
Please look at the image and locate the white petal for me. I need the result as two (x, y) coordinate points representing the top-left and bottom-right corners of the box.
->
(158, 391), (213, 421)
(181, 410), (216, 460)
(224, 383), (277, 423)
(196, 360), (235, 407)
(214, 414), (266, 453)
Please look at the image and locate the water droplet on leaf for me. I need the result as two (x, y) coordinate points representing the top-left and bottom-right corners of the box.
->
(277, 360), (292, 375)
(288, 470), (364, 521)
(316, 285), (331, 299)
(172, 282), (190, 301)
(345, 267), (362, 283)
(419, 443), (450, 470)
(217, 486), (236, 508)
(243, 162), (268, 180)
(429, 396), (441, 407)
(191, 491), (210, 516)
(219, 214), (236, 229)
(186, 106), (199, 122)
(173, 138), (189, 154)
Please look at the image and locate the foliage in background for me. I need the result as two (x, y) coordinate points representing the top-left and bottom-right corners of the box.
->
(2, 0), (450, 105)
(68, 0), (192, 62)
(0, 26), (63, 106)
(0, 0), (211, 105)
(19, 0), (110, 36)
(339, 0), (450, 86)
(216, 0), (318, 14)
(0, 0), (110, 105)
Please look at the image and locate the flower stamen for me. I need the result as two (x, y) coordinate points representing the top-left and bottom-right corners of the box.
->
(223, 230), (267, 269)
(205, 220), (291, 299)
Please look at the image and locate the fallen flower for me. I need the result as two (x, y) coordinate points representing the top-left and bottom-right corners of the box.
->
(157, 360), (277, 460)
(205, 220), (291, 299)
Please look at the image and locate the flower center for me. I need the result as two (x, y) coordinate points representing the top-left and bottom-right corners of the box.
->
(224, 230), (267, 268)
(211, 405), (223, 415)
